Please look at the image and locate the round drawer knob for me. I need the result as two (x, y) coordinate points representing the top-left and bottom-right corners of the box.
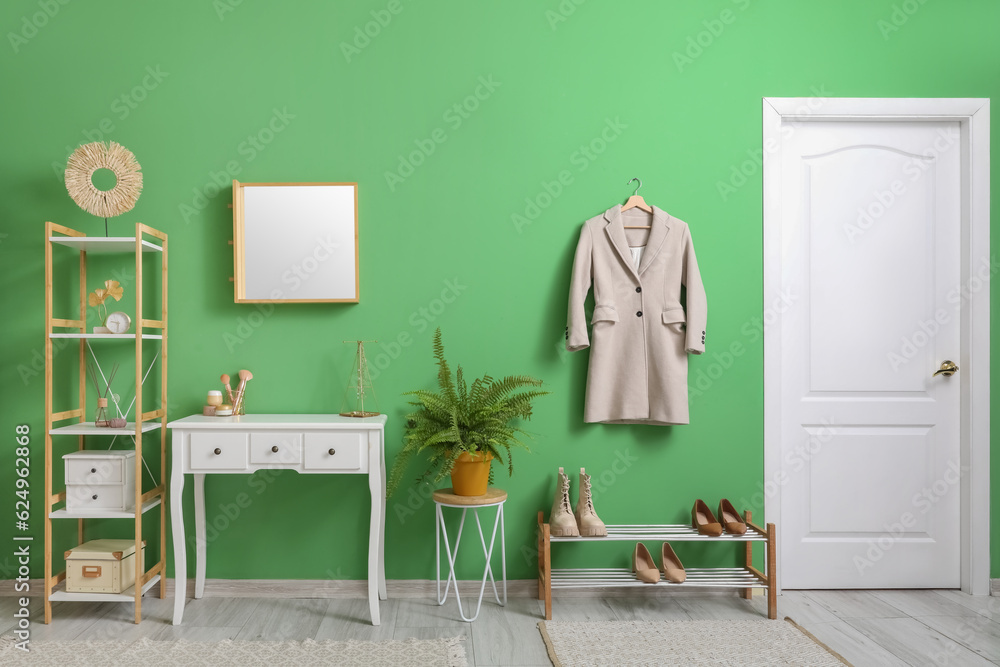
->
(271, 445), (279, 453)
(214, 448), (222, 455)
(91, 467), (97, 473)
(92, 494), (98, 500)
(328, 448), (336, 456)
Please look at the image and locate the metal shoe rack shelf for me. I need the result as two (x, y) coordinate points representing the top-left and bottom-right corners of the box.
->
(536, 510), (777, 620)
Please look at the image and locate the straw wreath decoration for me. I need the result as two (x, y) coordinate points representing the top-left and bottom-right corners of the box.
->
(64, 141), (143, 218)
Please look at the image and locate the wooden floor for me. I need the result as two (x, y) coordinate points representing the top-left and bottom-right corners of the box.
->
(4, 589), (1000, 666)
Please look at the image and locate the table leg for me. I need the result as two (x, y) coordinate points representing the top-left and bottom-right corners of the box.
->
(378, 438), (387, 601)
(170, 439), (186, 625)
(368, 459), (382, 626)
(193, 473), (206, 599)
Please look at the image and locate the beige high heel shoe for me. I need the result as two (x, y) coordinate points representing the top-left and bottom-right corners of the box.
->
(718, 499), (747, 535)
(692, 499), (723, 536)
(660, 543), (686, 583)
(632, 543), (660, 584)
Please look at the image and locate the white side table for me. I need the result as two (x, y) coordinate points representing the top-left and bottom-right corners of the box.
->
(434, 487), (507, 622)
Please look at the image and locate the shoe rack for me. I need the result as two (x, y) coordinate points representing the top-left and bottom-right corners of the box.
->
(536, 510), (777, 620)
(43, 222), (168, 624)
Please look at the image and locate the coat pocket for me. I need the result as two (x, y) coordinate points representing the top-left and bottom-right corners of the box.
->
(591, 305), (619, 324)
(662, 308), (686, 334)
(661, 307), (686, 324)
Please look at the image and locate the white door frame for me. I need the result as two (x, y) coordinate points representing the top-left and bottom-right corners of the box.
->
(762, 97), (991, 595)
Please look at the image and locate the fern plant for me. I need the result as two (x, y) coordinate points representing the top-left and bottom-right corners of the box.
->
(386, 328), (549, 496)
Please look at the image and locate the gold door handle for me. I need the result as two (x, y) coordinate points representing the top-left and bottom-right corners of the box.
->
(933, 360), (958, 377)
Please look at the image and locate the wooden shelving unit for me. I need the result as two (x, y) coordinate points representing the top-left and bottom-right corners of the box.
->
(536, 510), (777, 620)
(43, 222), (168, 624)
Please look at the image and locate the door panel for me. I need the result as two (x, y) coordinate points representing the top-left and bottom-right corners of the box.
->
(779, 120), (961, 588)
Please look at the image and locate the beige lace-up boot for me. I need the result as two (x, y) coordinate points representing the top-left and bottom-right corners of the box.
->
(549, 467), (580, 536)
(575, 468), (608, 537)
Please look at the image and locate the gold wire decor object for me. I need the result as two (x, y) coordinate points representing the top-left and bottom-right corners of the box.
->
(340, 340), (380, 417)
(65, 141), (143, 218)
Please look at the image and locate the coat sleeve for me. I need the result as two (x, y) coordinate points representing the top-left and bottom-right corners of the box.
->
(566, 223), (593, 352)
(682, 227), (707, 355)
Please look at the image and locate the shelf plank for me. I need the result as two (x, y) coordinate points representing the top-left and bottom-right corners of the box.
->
(49, 421), (162, 436)
(49, 574), (160, 602)
(49, 496), (161, 520)
(49, 333), (163, 340)
(49, 236), (162, 254)
(550, 567), (767, 589)
(549, 524), (768, 543)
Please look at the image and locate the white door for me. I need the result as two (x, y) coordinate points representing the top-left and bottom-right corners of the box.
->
(775, 118), (963, 588)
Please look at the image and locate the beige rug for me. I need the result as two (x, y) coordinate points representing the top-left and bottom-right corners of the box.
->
(0, 635), (466, 666)
(538, 619), (850, 666)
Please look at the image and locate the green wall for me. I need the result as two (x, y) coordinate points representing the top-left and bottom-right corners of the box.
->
(1, 0), (997, 584)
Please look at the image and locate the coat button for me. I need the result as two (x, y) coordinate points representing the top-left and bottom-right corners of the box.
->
(636, 311), (643, 317)
(635, 286), (642, 293)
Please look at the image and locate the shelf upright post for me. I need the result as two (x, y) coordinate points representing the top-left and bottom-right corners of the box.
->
(77, 231), (86, 549)
(43, 222), (54, 625)
(133, 223), (144, 624)
(159, 230), (168, 599)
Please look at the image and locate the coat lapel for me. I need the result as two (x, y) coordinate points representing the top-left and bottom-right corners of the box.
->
(603, 205), (640, 281)
(637, 206), (671, 275)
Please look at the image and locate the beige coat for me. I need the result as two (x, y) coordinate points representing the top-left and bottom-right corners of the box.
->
(567, 204), (706, 425)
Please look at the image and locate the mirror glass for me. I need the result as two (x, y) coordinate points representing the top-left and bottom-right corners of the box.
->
(234, 182), (359, 303)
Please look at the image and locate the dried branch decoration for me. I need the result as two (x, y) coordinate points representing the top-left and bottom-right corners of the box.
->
(65, 141), (143, 217)
(88, 279), (124, 322)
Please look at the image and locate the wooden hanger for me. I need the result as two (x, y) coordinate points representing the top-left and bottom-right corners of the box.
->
(621, 177), (652, 228)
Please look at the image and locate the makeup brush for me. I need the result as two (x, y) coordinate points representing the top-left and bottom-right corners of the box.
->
(234, 369), (253, 413)
(220, 374), (234, 404)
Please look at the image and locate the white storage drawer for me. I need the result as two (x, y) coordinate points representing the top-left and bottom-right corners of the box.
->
(303, 431), (365, 471)
(188, 432), (249, 470)
(66, 484), (132, 511)
(65, 458), (123, 485)
(250, 432), (302, 465)
(63, 450), (135, 512)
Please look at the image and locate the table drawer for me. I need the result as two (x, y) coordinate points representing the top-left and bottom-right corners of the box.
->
(303, 432), (364, 471)
(250, 432), (302, 465)
(188, 432), (249, 470)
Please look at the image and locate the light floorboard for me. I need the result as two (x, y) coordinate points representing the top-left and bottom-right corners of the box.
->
(913, 614), (1000, 663)
(802, 589), (908, 620)
(871, 589), (983, 619)
(845, 616), (996, 667)
(795, 619), (912, 667)
(470, 597), (549, 667)
(16, 588), (1000, 667)
(233, 598), (329, 641)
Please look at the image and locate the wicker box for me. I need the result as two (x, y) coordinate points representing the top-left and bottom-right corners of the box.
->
(65, 539), (145, 594)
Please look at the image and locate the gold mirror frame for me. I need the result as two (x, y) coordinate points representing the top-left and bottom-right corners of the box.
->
(232, 180), (360, 304)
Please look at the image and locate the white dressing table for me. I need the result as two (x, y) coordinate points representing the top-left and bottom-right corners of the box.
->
(168, 414), (387, 625)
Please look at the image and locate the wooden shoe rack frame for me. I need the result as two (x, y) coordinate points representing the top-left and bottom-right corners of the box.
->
(536, 510), (777, 620)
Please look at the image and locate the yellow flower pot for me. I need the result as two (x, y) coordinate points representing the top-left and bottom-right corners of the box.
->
(450, 451), (493, 496)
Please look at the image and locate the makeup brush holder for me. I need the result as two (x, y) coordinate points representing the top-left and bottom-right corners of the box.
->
(233, 389), (247, 415)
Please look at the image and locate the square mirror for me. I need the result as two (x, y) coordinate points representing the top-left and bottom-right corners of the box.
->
(232, 180), (359, 303)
